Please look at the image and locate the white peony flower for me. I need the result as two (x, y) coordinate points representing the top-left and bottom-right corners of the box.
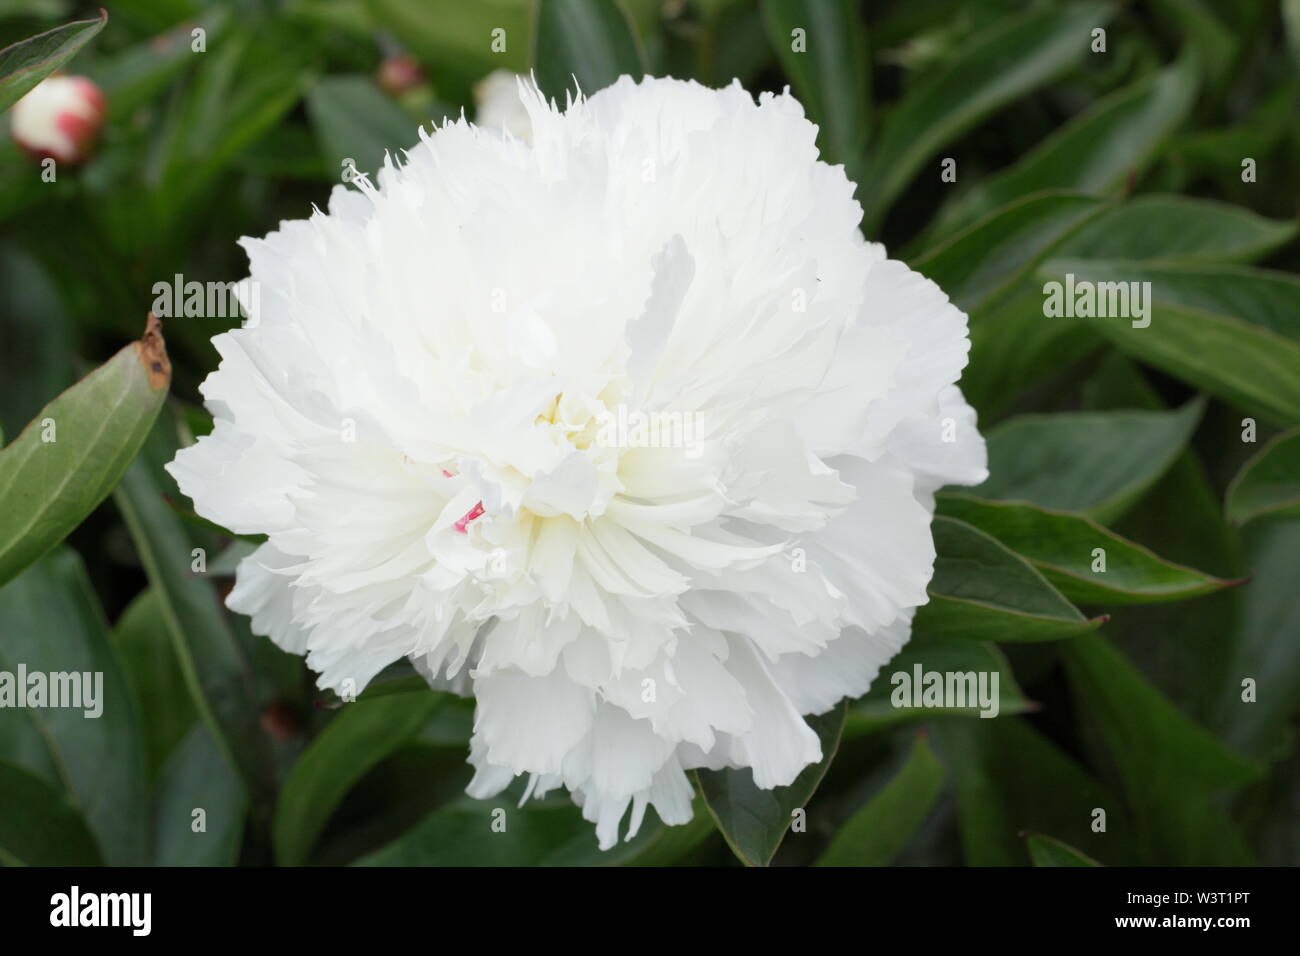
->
(168, 76), (987, 849)
(9, 74), (105, 164)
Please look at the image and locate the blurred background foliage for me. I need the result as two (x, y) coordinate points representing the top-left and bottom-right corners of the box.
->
(0, 0), (1297, 866)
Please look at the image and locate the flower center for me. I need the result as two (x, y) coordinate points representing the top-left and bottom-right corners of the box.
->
(454, 501), (486, 533)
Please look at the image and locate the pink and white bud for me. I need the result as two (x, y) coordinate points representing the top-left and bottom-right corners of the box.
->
(9, 74), (105, 165)
(376, 55), (424, 98)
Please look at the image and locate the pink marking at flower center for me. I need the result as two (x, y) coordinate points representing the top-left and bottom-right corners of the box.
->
(454, 501), (485, 533)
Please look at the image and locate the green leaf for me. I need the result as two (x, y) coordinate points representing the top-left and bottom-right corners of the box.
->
(284, 0), (375, 38)
(113, 424), (275, 804)
(1150, 0), (1237, 91)
(306, 74), (422, 184)
(971, 398), (1205, 523)
(845, 637), (1032, 736)
(354, 671), (429, 701)
(0, 9), (106, 114)
(415, 693), (475, 747)
(1051, 195), (1299, 265)
(815, 735), (945, 866)
(366, 0), (531, 74)
(1062, 634), (1261, 864)
(937, 493), (1235, 604)
(912, 191), (1109, 314)
(101, 0), (198, 34)
(1249, 740), (1300, 865)
(541, 799), (717, 866)
(1172, 77), (1298, 182)
(0, 316), (170, 589)
(1218, 520), (1300, 761)
(1287, 0), (1300, 67)
(1026, 832), (1102, 866)
(915, 193), (1111, 421)
(915, 517), (1103, 643)
(354, 798), (586, 866)
(112, 587), (198, 775)
(153, 725), (245, 866)
(88, 10), (225, 123)
(148, 28), (309, 226)
(961, 290), (1104, 424)
(864, 1), (1113, 226)
(0, 760), (102, 866)
(932, 716), (1132, 865)
(909, 85), (1220, 419)
(695, 701), (846, 866)
(1057, 262), (1300, 342)
(0, 549), (149, 865)
(0, 244), (74, 443)
(356, 789), (714, 866)
(930, 56), (1198, 237)
(274, 692), (443, 866)
(759, 0), (868, 170)
(533, 0), (645, 102)
(1083, 354), (1241, 725)
(1040, 261), (1300, 424)
(1225, 428), (1300, 525)
(709, 0), (776, 87)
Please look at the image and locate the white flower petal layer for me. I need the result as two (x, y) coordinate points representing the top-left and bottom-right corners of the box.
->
(168, 75), (987, 850)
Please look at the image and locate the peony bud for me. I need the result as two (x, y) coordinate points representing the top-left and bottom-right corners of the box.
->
(376, 54), (424, 98)
(473, 69), (534, 142)
(9, 74), (105, 165)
